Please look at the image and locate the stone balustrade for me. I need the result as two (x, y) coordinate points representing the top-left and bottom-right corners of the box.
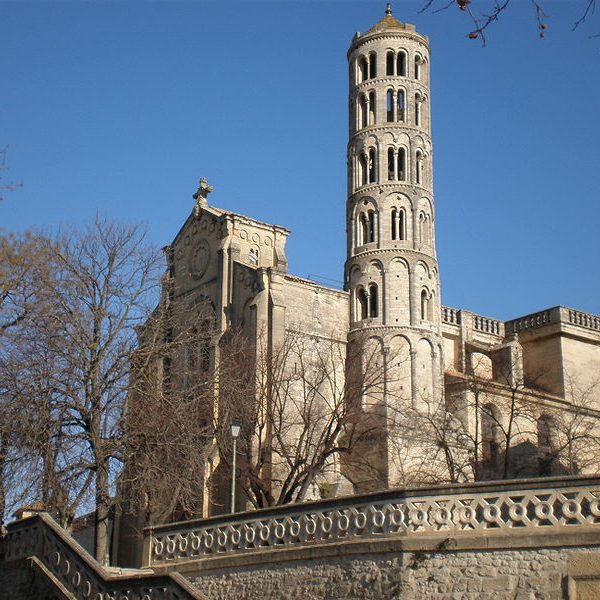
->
(567, 307), (600, 332)
(1, 512), (205, 600)
(441, 306), (461, 325)
(472, 313), (502, 335)
(146, 477), (600, 567)
(506, 306), (600, 336)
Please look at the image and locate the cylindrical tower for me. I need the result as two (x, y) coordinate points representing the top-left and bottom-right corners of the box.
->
(345, 5), (444, 488)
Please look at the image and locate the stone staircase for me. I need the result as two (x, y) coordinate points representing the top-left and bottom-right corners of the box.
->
(0, 512), (206, 600)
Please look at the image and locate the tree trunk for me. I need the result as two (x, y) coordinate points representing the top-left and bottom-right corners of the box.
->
(95, 458), (111, 564)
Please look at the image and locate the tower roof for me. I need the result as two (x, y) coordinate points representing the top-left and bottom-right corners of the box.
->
(365, 3), (407, 34)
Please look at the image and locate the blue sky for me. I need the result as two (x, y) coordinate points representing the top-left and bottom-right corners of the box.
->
(2, 0), (599, 320)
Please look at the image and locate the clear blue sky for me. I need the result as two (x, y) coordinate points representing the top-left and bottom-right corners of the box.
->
(2, 0), (599, 320)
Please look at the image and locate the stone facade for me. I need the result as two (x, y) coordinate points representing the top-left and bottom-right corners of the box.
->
(118, 5), (600, 562)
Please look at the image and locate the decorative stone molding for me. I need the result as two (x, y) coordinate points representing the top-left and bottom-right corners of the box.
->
(147, 477), (600, 567)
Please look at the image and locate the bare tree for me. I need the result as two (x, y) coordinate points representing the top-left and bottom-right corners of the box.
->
(0, 219), (162, 563)
(211, 328), (396, 509)
(420, 0), (597, 43)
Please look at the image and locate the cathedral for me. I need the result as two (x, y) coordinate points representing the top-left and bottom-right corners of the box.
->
(119, 5), (600, 564)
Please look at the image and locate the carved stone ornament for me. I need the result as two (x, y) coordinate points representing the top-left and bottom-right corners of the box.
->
(189, 238), (210, 280)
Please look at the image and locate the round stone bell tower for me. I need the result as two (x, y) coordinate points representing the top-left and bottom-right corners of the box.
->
(345, 4), (444, 488)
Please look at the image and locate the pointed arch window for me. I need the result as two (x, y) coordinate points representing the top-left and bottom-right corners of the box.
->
(397, 51), (407, 76)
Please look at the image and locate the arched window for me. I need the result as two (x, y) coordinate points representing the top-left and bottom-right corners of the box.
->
(398, 147), (406, 181)
(369, 53), (377, 79)
(391, 208), (406, 241)
(367, 210), (376, 243)
(368, 147), (376, 184)
(386, 89), (394, 122)
(419, 212), (430, 246)
(397, 51), (407, 76)
(397, 90), (405, 122)
(414, 55), (422, 80)
(368, 283), (378, 318)
(357, 287), (368, 320)
(415, 150), (423, 184)
(368, 91), (376, 125)
(359, 153), (368, 187)
(359, 212), (368, 245)
(359, 94), (368, 129)
(398, 207), (406, 240)
(386, 51), (394, 76)
(415, 93), (421, 126)
(420, 289), (429, 321)
(358, 56), (368, 83)
(387, 148), (395, 181)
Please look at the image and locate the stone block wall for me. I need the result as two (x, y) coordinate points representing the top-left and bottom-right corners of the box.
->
(187, 545), (599, 600)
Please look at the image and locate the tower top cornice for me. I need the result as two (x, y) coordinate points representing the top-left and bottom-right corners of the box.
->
(348, 7), (429, 55)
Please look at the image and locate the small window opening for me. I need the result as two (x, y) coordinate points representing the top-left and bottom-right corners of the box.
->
(420, 289), (429, 321)
(397, 51), (406, 76)
(386, 90), (394, 122)
(367, 210), (376, 243)
(360, 153), (368, 186)
(360, 95), (368, 129)
(398, 147), (406, 181)
(368, 148), (376, 184)
(368, 283), (378, 318)
(368, 91), (376, 125)
(391, 208), (398, 240)
(415, 151), (423, 185)
(369, 53), (377, 79)
(414, 56), (422, 80)
(397, 90), (405, 122)
(415, 93), (421, 126)
(358, 287), (368, 320)
(359, 56), (368, 83)
(387, 148), (395, 181)
(359, 213), (368, 245)
(386, 51), (394, 76)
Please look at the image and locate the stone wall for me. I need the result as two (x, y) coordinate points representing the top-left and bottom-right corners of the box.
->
(187, 545), (596, 600)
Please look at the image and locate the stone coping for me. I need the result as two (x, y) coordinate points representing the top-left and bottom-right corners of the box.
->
(145, 476), (600, 568)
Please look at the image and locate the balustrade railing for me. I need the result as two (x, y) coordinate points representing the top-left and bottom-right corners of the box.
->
(147, 477), (600, 566)
(472, 314), (502, 335)
(1, 513), (204, 600)
(441, 306), (461, 325)
(567, 308), (600, 332)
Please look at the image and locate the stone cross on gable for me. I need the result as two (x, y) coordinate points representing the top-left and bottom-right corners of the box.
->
(193, 177), (213, 215)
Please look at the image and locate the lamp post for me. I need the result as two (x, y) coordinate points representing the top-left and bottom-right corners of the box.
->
(230, 423), (241, 513)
